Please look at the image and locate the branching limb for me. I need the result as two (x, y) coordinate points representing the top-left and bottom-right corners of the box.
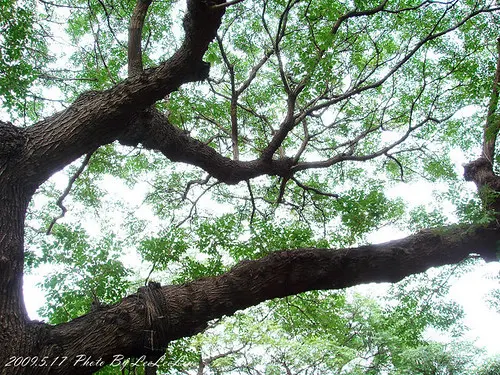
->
(95, 0), (126, 49)
(24, 0), (227, 187)
(216, 34), (240, 160)
(292, 119), (310, 164)
(261, 0), (300, 95)
(46, 149), (96, 234)
(235, 49), (274, 96)
(293, 114), (451, 173)
(291, 177), (339, 199)
(175, 181), (221, 229)
(216, 33), (274, 160)
(464, 37), (500, 209)
(246, 180), (257, 224)
(120, 110), (296, 185)
(261, 85), (305, 161)
(88, 9), (117, 84)
(331, 0), (388, 35)
(276, 176), (289, 204)
(204, 344), (247, 366)
(211, 0), (246, 10)
(306, 4), (499, 116)
(182, 175), (211, 201)
(384, 152), (405, 182)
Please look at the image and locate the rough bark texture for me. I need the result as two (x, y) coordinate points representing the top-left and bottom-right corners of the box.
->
(0, 1), (499, 375)
(5, 224), (499, 375)
(119, 109), (297, 184)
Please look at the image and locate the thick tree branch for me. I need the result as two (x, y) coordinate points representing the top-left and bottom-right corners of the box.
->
(119, 109), (295, 184)
(128, 0), (153, 77)
(33, 224), (499, 375)
(464, 37), (500, 210)
(482, 37), (500, 164)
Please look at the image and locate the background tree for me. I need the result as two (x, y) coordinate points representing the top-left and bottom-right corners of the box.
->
(477, 356), (500, 375)
(1, 0), (500, 374)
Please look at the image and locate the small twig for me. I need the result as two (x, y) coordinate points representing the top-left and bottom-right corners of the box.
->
(182, 175), (211, 200)
(246, 180), (256, 224)
(211, 0), (246, 9)
(291, 177), (339, 198)
(144, 260), (157, 286)
(46, 150), (96, 234)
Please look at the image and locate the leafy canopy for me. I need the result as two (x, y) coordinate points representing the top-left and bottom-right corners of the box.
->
(2, 0), (500, 373)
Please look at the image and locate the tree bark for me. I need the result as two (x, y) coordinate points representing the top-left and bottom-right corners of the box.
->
(0, 169), (36, 369)
(1, 224), (497, 375)
(0, 1), (500, 374)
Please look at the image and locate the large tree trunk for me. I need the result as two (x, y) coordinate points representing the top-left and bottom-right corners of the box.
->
(0, 185), (29, 355)
(0, 150), (34, 370)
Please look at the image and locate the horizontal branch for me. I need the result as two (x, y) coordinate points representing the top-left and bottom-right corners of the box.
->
(119, 109), (295, 184)
(39, 223), (499, 375)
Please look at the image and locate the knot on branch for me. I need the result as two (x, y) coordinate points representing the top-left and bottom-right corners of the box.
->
(464, 157), (500, 213)
(463, 157), (500, 191)
(185, 60), (211, 82)
(183, 0), (225, 35)
(118, 109), (155, 147)
(0, 120), (26, 158)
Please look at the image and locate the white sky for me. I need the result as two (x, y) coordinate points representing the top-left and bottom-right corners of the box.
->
(451, 263), (500, 355)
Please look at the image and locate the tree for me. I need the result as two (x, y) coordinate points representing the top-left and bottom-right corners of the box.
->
(477, 356), (500, 375)
(0, 0), (499, 374)
(144, 269), (486, 375)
